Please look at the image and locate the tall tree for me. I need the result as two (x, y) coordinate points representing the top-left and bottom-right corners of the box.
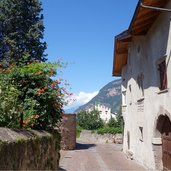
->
(0, 0), (47, 66)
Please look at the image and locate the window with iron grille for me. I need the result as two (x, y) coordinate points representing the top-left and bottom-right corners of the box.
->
(158, 60), (167, 91)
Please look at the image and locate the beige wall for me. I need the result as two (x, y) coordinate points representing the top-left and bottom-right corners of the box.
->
(121, 1), (171, 170)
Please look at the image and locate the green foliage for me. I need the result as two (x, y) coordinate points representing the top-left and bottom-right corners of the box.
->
(116, 106), (123, 129)
(108, 106), (123, 129)
(0, 0), (47, 66)
(0, 62), (67, 130)
(96, 127), (122, 135)
(108, 117), (118, 128)
(0, 0), (71, 131)
(76, 125), (83, 138)
(0, 83), (21, 127)
(77, 109), (104, 130)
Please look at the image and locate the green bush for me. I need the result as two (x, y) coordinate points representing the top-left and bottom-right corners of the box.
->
(108, 117), (118, 128)
(0, 62), (68, 130)
(77, 109), (104, 130)
(76, 125), (83, 138)
(96, 127), (122, 135)
(107, 106), (123, 132)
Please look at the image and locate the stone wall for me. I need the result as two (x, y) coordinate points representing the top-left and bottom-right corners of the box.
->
(0, 128), (60, 170)
(78, 130), (123, 144)
(60, 114), (76, 150)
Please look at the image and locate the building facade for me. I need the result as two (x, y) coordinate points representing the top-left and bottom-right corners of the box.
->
(113, 0), (171, 170)
(87, 103), (116, 123)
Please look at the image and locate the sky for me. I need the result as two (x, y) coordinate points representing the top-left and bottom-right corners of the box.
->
(42, 0), (138, 111)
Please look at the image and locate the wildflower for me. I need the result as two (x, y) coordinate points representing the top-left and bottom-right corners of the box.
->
(56, 80), (61, 84)
(30, 123), (34, 127)
(23, 119), (30, 124)
(35, 114), (40, 119)
(35, 71), (42, 75)
(56, 93), (60, 96)
(31, 114), (40, 119)
(37, 88), (45, 94)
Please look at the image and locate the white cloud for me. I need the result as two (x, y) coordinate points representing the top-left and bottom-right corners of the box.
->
(64, 91), (99, 111)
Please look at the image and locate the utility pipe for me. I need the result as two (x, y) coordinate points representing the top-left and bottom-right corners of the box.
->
(140, 0), (171, 13)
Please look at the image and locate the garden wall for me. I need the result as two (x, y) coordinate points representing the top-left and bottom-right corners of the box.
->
(78, 130), (123, 144)
(0, 128), (60, 170)
(60, 114), (76, 150)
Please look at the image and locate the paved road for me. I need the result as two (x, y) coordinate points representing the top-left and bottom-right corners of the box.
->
(59, 141), (148, 171)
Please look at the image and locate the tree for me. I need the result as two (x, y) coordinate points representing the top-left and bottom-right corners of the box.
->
(116, 106), (123, 129)
(108, 106), (123, 129)
(108, 117), (118, 128)
(0, 0), (47, 66)
(77, 109), (104, 130)
(0, 62), (67, 130)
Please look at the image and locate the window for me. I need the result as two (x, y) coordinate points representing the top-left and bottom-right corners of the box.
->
(158, 60), (167, 90)
(137, 73), (144, 97)
(127, 131), (130, 149)
(139, 127), (143, 142)
(129, 84), (132, 92)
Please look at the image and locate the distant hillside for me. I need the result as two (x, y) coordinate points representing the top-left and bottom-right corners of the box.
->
(75, 79), (121, 113)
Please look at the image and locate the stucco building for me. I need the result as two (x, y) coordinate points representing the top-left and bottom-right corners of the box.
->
(87, 103), (116, 123)
(113, 0), (171, 170)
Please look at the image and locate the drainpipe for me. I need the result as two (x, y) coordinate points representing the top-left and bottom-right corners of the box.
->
(140, 0), (171, 13)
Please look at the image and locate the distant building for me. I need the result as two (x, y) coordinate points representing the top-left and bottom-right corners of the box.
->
(113, 0), (171, 170)
(87, 103), (116, 122)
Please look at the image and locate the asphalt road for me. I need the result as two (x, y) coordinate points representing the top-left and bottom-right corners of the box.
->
(59, 141), (148, 171)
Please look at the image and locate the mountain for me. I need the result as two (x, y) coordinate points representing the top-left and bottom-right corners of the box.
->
(75, 79), (121, 113)
(65, 107), (78, 114)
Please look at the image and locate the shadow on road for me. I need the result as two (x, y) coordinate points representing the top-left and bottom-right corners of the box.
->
(58, 167), (67, 171)
(76, 142), (96, 150)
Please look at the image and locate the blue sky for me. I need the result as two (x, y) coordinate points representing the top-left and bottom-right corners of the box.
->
(42, 0), (138, 110)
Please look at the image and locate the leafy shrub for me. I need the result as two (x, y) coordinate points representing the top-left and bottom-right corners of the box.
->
(108, 106), (123, 129)
(76, 125), (83, 138)
(108, 117), (118, 128)
(0, 61), (69, 130)
(96, 127), (122, 135)
(77, 109), (104, 130)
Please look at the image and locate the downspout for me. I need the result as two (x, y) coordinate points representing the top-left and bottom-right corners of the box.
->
(140, 0), (171, 12)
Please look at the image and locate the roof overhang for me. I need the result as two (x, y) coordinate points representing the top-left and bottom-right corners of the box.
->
(113, 30), (132, 76)
(113, 0), (169, 76)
